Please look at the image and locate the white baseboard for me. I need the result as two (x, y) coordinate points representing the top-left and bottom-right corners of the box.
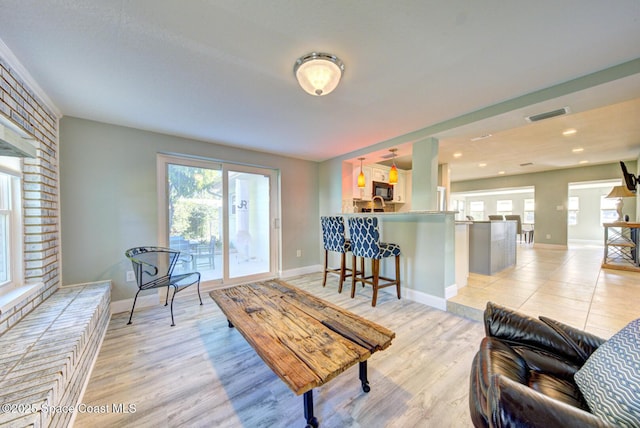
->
(381, 286), (447, 311)
(111, 266), (451, 314)
(445, 283), (458, 300)
(280, 264), (322, 279)
(533, 243), (568, 250)
(109, 266), (325, 313)
(110, 293), (160, 315)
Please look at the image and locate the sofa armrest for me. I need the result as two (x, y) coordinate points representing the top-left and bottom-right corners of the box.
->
(483, 302), (601, 364)
(488, 374), (614, 428)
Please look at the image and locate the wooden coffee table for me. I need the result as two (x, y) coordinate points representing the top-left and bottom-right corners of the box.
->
(209, 279), (395, 428)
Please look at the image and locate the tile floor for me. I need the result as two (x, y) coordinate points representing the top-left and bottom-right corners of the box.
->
(447, 241), (640, 339)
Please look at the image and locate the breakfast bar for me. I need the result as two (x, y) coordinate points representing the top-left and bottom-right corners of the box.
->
(340, 211), (458, 310)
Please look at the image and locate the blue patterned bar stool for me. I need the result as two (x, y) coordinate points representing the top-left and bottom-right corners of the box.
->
(347, 216), (401, 307)
(321, 216), (359, 293)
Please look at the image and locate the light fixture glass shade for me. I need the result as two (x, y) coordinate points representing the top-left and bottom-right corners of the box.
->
(357, 157), (365, 188)
(387, 148), (398, 184)
(294, 52), (344, 96)
(389, 164), (398, 184)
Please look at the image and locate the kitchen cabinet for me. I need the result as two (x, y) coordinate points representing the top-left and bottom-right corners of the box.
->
(352, 163), (410, 204)
(371, 166), (388, 183)
(455, 221), (470, 288)
(468, 220), (517, 275)
(352, 165), (372, 201)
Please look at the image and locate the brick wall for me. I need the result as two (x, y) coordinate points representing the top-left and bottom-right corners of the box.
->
(0, 54), (60, 335)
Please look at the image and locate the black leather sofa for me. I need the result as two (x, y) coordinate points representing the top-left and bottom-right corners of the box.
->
(469, 302), (615, 427)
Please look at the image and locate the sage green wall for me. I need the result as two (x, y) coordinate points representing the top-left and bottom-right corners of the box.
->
(451, 162), (636, 246)
(60, 117), (320, 301)
(411, 138), (439, 211)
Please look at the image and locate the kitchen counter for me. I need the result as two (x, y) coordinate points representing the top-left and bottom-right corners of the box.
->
(468, 220), (517, 275)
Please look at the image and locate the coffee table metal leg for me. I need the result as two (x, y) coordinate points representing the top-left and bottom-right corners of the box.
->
(303, 390), (319, 428)
(227, 319), (234, 328)
(359, 361), (370, 392)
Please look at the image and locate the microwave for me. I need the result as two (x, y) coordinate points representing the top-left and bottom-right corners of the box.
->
(372, 181), (394, 201)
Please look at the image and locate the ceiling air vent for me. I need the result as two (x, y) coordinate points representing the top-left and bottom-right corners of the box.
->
(520, 162), (533, 167)
(525, 106), (570, 123)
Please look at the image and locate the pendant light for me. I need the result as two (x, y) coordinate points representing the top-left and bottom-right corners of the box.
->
(357, 157), (366, 188)
(388, 148), (398, 184)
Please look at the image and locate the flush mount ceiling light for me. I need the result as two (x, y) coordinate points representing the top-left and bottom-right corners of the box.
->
(294, 52), (345, 96)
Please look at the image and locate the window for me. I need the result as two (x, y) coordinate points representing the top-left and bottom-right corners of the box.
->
(0, 157), (23, 294)
(496, 200), (512, 216)
(568, 196), (580, 226)
(600, 196), (619, 224)
(469, 201), (484, 220)
(524, 198), (535, 224)
(451, 199), (465, 220)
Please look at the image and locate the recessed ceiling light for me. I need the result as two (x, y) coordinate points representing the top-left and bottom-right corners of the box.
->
(470, 134), (492, 141)
(478, 163), (487, 167)
(498, 171), (505, 175)
(572, 147), (584, 153)
(563, 128), (577, 136)
(579, 160), (589, 164)
(453, 152), (462, 158)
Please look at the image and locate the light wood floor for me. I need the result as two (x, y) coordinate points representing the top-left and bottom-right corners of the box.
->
(77, 243), (639, 427)
(76, 274), (484, 428)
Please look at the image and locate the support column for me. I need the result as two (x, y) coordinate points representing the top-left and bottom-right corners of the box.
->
(411, 137), (439, 211)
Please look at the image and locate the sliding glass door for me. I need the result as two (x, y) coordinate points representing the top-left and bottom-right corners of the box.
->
(158, 155), (278, 285)
(226, 167), (272, 278)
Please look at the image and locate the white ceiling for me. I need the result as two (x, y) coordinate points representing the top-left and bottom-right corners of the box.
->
(1, 1), (640, 181)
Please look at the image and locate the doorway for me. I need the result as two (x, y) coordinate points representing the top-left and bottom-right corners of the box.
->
(567, 180), (625, 244)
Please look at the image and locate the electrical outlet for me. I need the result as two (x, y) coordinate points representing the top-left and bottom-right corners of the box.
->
(296, 249), (302, 257)
(546, 234), (551, 240)
(126, 271), (135, 282)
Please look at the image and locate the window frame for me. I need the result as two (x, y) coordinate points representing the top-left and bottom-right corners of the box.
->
(469, 200), (484, 220)
(496, 199), (513, 216)
(600, 195), (619, 224)
(523, 198), (535, 224)
(0, 158), (24, 295)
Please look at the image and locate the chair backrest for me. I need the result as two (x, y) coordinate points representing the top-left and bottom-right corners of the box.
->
(347, 216), (381, 258)
(488, 215), (505, 221)
(321, 216), (348, 253)
(504, 215), (523, 234)
(125, 246), (179, 290)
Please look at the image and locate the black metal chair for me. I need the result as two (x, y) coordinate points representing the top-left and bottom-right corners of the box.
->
(125, 246), (202, 326)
